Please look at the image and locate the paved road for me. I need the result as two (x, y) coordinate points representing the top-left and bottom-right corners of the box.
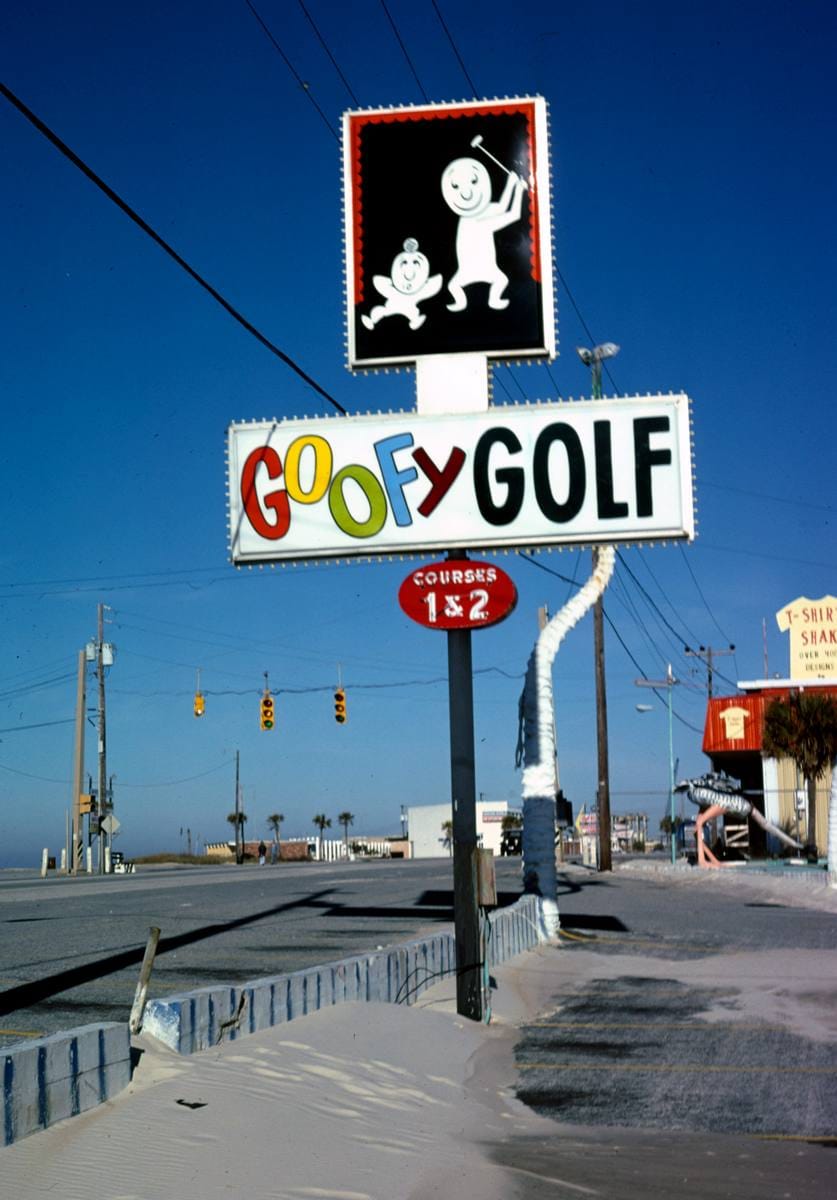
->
(0, 857), (524, 1048)
(512, 865), (837, 1146)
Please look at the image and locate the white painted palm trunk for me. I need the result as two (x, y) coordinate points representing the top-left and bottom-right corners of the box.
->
(521, 547), (616, 936)
(828, 761), (837, 888)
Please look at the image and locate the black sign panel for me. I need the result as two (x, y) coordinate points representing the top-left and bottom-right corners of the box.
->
(344, 98), (554, 369)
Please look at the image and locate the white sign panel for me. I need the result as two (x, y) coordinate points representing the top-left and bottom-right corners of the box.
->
(228, 394), (694, 564)
(343, 96), (554, 368)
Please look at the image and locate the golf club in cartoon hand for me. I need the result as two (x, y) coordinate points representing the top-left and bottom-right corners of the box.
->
(361, 238), (442, 332)
(441, 135), (528, 313)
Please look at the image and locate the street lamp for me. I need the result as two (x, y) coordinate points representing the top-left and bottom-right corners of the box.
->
(575, 342), (620, 399)
(635, 665), (679, 865)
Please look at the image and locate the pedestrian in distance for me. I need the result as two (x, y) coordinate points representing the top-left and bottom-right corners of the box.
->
(258, 841), (266, 866)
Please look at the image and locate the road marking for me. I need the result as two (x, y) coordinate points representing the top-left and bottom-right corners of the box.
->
(523, 1021), (789, 1032)
(517, 1062), (837, 1074)
(755, 1133), (837, 1144)
(0, 1028), (42, 1038)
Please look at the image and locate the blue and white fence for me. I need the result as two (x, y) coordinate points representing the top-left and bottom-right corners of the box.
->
(2, 1023), (131, 1148)
(143, 893), (545, 1056)
(2, 894), (545, 1145)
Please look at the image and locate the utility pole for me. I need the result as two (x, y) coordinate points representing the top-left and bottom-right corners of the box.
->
(234, 750), (243, 864)
(635, 666), (679, 864)
(576, 342), (620, 876)
(96, 603), (109, 873)
(684, 644), (735, 698)
(70, 649), (86, 875)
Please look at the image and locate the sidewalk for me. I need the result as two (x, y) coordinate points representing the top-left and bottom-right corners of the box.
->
(2, 868), (835, 1198)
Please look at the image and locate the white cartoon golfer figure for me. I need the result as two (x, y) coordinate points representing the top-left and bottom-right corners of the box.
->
(441, 147), (526, 312)
(361, 238), (442, 331)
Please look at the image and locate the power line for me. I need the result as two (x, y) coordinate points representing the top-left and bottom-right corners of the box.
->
(297, 0), (360, 105)
(517, 552), (703, 732)
(0, 718), (76, 734)
(430, 0), (480, 97)
(677, 544), (735, 647)
(380, 1), (430, 102)
(0, 80), (347, 416)
(244, 0), (340, 139)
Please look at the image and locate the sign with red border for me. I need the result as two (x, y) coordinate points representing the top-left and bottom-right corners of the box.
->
(398, 559), (517, 631)
(343, 97), (554, 369)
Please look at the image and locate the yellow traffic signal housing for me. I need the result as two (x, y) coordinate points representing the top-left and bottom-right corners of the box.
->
(194, 692), (205, 718)
(79, 793), (96, 814)
(260, 692), (275, 730)
(334, 688), (347, 724)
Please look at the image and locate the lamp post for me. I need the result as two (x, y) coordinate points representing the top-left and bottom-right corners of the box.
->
(635, 665), (678, 864)
(575, 342), (620, 400)
(576, 342), (620, 872)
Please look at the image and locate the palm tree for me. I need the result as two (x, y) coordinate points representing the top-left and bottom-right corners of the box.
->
(226, 811), (247, 861)
(337, 811), (355, 845)
(762, 692), (837, 862)
(501, 813), (523, 832)
(441, 819), (453, 855)
(266, 813), (284, 843)
(312, 813), (331, 860)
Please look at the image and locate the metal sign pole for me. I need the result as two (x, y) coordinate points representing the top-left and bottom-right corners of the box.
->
(447, 622), (482, 1021)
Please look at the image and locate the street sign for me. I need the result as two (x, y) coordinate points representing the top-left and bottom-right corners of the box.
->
(398, 559), (517, 630)
(101, 814), (120, 836)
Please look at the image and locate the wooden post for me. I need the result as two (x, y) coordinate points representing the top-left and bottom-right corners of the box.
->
(71, 650), (86, 875)
(129, 926), (161, 1034)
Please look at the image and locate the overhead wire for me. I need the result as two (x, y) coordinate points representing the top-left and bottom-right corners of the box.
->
(297, 0), (360, 105)
(244, 0), (340, 139)
(0, 80), (347, 416)
(430, 0), (479, 97)
(517, 553), (703, 732)
(677, 544), (736, 648)
(379, 0), (430, 102)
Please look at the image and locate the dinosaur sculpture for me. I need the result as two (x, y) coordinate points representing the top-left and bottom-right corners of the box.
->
(674, 773), (802, 868)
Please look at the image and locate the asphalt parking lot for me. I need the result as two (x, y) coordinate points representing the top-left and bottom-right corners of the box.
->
(511, 865), (837, 1143)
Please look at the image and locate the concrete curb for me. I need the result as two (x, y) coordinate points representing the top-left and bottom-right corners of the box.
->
(2, 1023), (131, 1148)
(144, 893), (544, 1056)
(1, 895), (544, 1144)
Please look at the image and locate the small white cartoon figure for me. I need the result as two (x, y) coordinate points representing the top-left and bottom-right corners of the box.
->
(441, 155), (526, 312)
(361, 238), (442, 331)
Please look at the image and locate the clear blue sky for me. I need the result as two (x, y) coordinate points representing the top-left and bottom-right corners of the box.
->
(1, 1), (834, 866)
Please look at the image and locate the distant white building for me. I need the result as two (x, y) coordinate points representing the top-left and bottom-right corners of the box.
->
(406, 800), (519, 858)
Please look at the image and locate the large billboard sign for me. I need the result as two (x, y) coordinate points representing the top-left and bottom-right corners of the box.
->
(343, 97), (554, 368)
(228, 394), (694, 565)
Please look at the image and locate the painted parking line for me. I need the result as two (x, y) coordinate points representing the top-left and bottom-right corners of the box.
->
(518, 1062), (837, 1074)
(0, 1028), (43, 1038)
(523, 1021), (790, 1032)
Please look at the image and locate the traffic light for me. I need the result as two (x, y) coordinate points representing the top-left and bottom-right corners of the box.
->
(260, 692), (275, 730)
(79, 792), (96, 814)
(334, 688), (347, 724)
(194, 692), (205, 718)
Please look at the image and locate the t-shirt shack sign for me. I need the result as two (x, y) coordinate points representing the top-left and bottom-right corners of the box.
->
(776, 596), (837, 679)
(228, 396), (694, 564)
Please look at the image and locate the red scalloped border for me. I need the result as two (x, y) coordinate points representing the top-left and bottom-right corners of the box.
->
(349, 101), (540, 307)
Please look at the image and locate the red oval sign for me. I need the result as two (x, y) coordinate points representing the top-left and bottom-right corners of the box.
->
(398, 559), (518, 631)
